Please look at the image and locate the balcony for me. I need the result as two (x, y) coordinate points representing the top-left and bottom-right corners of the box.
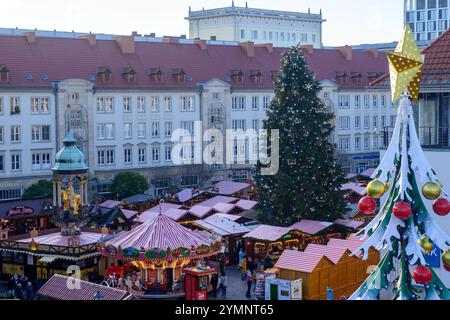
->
(383, 126), (450, 149)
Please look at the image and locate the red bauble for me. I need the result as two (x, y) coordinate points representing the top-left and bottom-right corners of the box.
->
(358, 196), (377, 215)
(392, 201), (412, 220)
(444, 264), (450, 272)
(432, 198), (450, 217)
(412, 265), (432, 285)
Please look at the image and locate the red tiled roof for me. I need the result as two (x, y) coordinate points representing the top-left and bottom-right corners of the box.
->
(274, 250), (334, 273)
(0, 34), (388, 90)
(37, 274), (130, 300)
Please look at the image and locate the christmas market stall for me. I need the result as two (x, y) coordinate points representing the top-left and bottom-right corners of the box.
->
(99, 212), (222, 296)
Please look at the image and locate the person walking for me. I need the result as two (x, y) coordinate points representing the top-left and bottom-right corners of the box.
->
(219, 273), (228, 298)
(14, 283), (24, 300)
(245, 270), (253, 298)
(25, 282), (34, 300)
(210, 273), (219, 298)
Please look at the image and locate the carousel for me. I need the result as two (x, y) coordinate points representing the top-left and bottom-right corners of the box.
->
(99, 203), (221, 297)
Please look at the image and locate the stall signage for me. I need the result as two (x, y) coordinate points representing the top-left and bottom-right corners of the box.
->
(8, 206), (35, 217)
(424, 244), (441, 268)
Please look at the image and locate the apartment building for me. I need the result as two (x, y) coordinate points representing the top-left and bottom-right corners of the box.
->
(0, 28), (388, 200)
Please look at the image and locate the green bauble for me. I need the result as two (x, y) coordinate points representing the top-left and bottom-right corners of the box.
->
(366, 180), (385, 199)
(443, 249), (450, 267)
(422, 182), (441, 200)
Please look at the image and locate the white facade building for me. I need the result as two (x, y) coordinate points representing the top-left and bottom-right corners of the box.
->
(186, 3), (324, 48)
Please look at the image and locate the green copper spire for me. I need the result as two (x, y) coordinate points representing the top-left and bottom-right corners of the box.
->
(52, 131), (88, 172)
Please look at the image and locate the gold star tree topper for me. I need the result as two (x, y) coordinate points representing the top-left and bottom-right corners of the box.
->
(387, 25), (424, 103)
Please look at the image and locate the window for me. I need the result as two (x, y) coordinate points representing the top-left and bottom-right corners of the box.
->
(0, 126), (3, 143)
(0, 97), (3, 114)
(181, 175), (198, 188)
(123, 123), (132, 139)
(355, 116), (361, 130)
(96, 97), (114, 113)
(152, 122), (160, 138)
(124, 148), (132, 164)
(0, 188), (23, 200)
(263, 96), (271, 109)
(164, 146), (172, 161)
(152, 147), (160, 162)
(268, 31), (273, 41)
(232, 97), (246, 111)
(180, 96), (195, 111)
(165, 122), (172, 137)
(364, 116), (370, 129)
(10, 125), (20, 142)
(31, 152), (51, 170)
(364, 136), (370, 150)
(97, 124), (114, 140)
(11, 154), (21, 171)
(373, 95), (378, 108)
(363, 95), (370, 108)
(232, 120), (246, 132)
(373, 135), (379, 149)
(263, 31), (267, 40)
(138, 147), (146, 163)
(32, 153), (40, 170)
(31, 97), (50, 114)
(251, 30), (258, 40)
(123, 97), (131, 112)
(31, 125), (50, 142)
(338, 95), (350, 108)
(280, 32), (285, 41)
(390, 115), (397, 127)
(97, 149), (114, 166)
(0, 154), (3, 171)
(138, 123), (146, 138)
(163, 96), (172, 112)
(381, 115), (387, 128)
(292, 33), (297, 42)
(10, 97), (21, 115)
(355, 95), (361, 108)
(301, 33), (308, 42)
(137, 97), (146, 113)
(381, 95), (386, 108)
(373, 116), (378, 130)
(338, 137), (350, 151)
(241, 29), (246, 39)
(252, 96), (259, 110)
(151, 97), (159, 112)
(339, 117), (350, 130)
(212, 93), (220, 101)
(355, 136), (361, 150)
(252, 119), (259, 132)
(181, 121), (195, 135)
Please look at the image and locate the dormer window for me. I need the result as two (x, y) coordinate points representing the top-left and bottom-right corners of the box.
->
(231, 70), (244, 84)
(0, 65), (9, 82)
(172, 69), (186, 83)
(335, 72), (348, 85)
(122, 67), (136, 83)
(368, 72), (383, 83)
(148, 68), (164, 83)
(97, 66), (112, 84)
(350, 72), (362, 85)
(249, 70), (262, 84)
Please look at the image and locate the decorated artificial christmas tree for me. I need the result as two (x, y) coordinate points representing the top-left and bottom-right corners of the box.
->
(256, 46), (347, 226)
(350, 26), (450, 300)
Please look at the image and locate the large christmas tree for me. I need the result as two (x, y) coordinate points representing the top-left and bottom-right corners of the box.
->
(256, 46), (347, 226)
(350, 26), (450, 300)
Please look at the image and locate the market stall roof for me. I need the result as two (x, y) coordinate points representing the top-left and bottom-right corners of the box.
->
(0, 197), (53, 220)
(211, 181), (250, 195)
(243, 225), (290, 242)
(275, 250), (334, 273)
(288, 220), (334, 236)
(121, 209), (139, 220)
(37, 274), (131, 300)
(235, 199), (257, 211)
(341, 183), (367, 196)
(327, 238), (366, 256)
(174, 188), (205, 202)
(200, 195), (238, 207)
(17, 231), (104, 247)
(334, 219), (365, 230)
(188, 205), (214, 219)
(206, 213), (241, 222)
(122, 194), (152, 204)
(104, 213), (214, 250)
(202, 215), (251, 235)
(304, 244), (352, 264)
(99, 200), (121, 209)
(212, 202), (236, 214)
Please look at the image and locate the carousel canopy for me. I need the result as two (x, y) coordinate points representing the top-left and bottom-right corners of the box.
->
(104, 213), (214, 251)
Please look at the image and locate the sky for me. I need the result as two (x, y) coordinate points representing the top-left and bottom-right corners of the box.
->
(0, 0), (404, 46)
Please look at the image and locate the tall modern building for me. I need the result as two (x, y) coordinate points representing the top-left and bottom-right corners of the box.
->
(186, 2), (324, 48)
(404, 0), (449, 42)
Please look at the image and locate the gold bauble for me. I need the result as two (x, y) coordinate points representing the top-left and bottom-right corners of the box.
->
(418, 236), (433, 254)
(366, 180), (385, 199)
(422, 182), (441, 200)
(443, 249), (450, 267)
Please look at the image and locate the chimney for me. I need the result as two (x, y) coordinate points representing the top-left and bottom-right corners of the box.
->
(22, 31), (36, 44)
(336, 45), (353, 61)
(299, 45), (314, 55)
(195, 39), (207, 50)
(367, 48), (379, 58)
(80, 34), (97, 46)
(114, 36), (136, 54)
(255, 43), (273, 53)
(239, 41), (255, 57)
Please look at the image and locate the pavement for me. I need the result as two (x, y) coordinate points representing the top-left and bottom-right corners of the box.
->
(209, 266), (255, 301)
